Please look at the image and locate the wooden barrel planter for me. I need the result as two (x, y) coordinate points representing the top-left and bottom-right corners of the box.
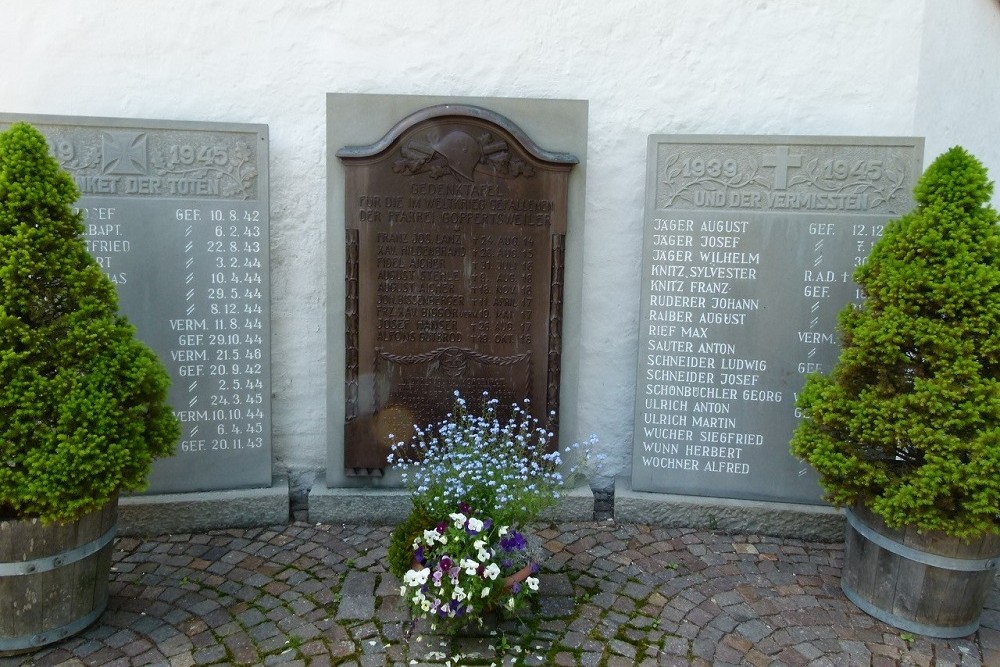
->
(0, 498), (117, 655)
(841, 504), (1000, 638)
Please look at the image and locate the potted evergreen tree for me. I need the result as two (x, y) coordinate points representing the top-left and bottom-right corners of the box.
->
(791, 146), (1000, 638)
(0, 123), (180, 653)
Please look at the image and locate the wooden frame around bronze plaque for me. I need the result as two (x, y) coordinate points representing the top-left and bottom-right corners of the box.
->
(338, 105), (577, 473)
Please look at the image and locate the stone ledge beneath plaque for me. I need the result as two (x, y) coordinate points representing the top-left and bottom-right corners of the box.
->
(537, 485), (595, 523)
(118, 475), (290, 536)
(615, 483), (844, 542)
(308, 483), (595, 525)
(308, 486), (413, 525)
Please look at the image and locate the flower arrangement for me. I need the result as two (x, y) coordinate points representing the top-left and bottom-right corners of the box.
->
(387, 391), (599, 631)
(389, 392), (596, 528)
(399, 503), (539, 632)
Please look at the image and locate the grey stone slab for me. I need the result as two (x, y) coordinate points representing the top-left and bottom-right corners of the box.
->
(118, 475), (289, 536)
(615, 481), (844, 541)
(307, 485), (412, 525)
(307, 482), (594, 525)
(633, 135), (924, 505)
(538, 484), (595, 522)
(0, 113), (273, 495)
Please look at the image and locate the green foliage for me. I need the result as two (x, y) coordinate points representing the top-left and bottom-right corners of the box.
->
(388, 503), (434, 580)
(0, 123), (179, 523)
(791, 146), (1000, 538)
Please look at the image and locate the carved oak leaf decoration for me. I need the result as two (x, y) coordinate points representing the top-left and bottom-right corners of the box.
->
(233, 143), (251, 162)
(508, 158), (534, 178)
(429, 164), (452, 179)
(662, 152), (679, 176)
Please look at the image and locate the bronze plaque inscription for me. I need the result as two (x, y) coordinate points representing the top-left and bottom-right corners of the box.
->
(339, 105), (576, 471)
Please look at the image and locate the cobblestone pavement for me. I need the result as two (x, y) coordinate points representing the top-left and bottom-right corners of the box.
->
(4, 521), (999, 667)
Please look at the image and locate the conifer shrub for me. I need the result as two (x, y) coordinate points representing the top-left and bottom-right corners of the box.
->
(0, 123), (179, 523)
(791, 147), (1000, 538)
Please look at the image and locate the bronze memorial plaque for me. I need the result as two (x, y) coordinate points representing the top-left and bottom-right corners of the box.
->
(338, 105), (577, 472)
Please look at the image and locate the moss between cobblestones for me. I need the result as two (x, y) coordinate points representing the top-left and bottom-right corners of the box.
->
(25, 521), (994, 666)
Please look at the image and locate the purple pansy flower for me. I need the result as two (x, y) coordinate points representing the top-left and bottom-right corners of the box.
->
(500, 530), (526, 552)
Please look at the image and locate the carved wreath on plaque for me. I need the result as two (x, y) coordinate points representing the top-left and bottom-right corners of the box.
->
(659, 150), (908, 210)
(393, 130), (535, 180)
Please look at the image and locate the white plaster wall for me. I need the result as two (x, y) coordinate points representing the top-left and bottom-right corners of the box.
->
(915, 0), (1000, 180)
(3, 0), (988, 501)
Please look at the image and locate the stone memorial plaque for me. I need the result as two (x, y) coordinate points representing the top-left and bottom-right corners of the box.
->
(338, 105), (577, 472)
(0, 114), (271, 494)
(633, 135), (923, 503)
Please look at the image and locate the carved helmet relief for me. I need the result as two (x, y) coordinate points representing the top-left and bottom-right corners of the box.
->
(432, 131), (482, 181)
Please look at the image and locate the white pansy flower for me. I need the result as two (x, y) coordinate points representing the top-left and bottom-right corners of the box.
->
(477, 549), (490, 562)
(467, 517), (484, 532)
(423, 529), (440, 544)
(473, 539), (486, 551)
(404, 568), (429, 587)
(484, 563), (501, 580)
(481, 586), (491, 598)
(499, 526), (509, 536)
(525, 576), (539, 591)
(449, 512), (467, 528)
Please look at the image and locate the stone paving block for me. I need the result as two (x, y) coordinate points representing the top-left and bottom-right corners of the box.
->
(191, 644), (227, 664)
(155, 634), (194, 658)
(538, 595), (576, 618)
(122, 640), (155, 658)
(713, 641), (746, 664)
(735, 618), (773, 643)
(607, 638), (637, 659)
(657, 658), (690, 667)
(341, 570), (377, 596)
(552, 651), (576, 666)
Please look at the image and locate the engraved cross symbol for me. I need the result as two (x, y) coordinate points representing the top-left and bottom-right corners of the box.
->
(762, 145), (802, 190)
(101, 131), (148, 175)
